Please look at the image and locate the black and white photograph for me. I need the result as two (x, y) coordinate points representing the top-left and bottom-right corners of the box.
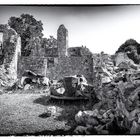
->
(1, 5), (140, 135)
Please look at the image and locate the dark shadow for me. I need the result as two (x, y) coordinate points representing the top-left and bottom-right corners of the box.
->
(33, 95), (94, 135)
(0, 129), (78, 136)
(39, 112), (51, 118)
(33, 95), (91, 107)
(33, 95), (51, 106)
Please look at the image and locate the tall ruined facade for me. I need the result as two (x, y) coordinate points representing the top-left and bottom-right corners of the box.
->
(18, 24), (93, 84)
(45, 24), (93, 84)
(0, 24), (21, 82)
(57, 24), (68, 56)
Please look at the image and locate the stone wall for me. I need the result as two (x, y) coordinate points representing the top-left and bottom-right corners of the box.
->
(18, 55), (46, 78)
(9, 35), (21, 80)
(18, 52), (93, 84)
(57, 24), (68, 56)
(68, 46), (91, 57)
(46, 55), (93, 84)
(0, 24), (21, 81)
(18, 24), (94, 84)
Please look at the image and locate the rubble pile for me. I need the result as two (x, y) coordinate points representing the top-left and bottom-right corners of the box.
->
(73, 53), (140, 134)
(74, 80), (140, 134)
(0, 66), (16, 87)
(17, 70), (51, 91)
(93, 52), (116, 91)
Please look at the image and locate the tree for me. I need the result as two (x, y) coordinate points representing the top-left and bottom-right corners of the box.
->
(41, 36), (57, 49)
(8, 14), (44, 56)
(116, 39), (140, 64)
(116, 39), (139, 53)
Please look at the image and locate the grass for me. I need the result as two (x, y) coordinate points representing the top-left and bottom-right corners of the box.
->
(0, 92), (91, 135)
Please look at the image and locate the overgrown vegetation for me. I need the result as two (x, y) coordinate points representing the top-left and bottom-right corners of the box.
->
(116, 39), (140, 64)
(8, 14), (44, 56)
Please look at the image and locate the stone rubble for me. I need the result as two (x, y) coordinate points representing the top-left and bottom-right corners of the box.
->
(73, 52), (140, 134)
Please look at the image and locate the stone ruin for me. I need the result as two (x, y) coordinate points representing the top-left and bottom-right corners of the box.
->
(0, 23), (120, 86)
(0, 24), (117, 86)
(18, 24), (94, 84)
(0, 24), (21, 86)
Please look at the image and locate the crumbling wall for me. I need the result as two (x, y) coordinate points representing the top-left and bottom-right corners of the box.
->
(46, 54), (93, 84)
(68, 46), (91, 57)
(0, 24), (16, 65)
(18, 25), (93, 84)
(57, 24), (68, 56)
(20, 53), (93, 84)
(9, 35), (21, 80)
(0, 24), (21, 83)
(18, 56), (46, 78)
(92, 52), (115, 87)
(17, 37), (47, 78)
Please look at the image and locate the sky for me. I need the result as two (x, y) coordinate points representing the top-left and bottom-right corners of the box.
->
(0, 5), (140, 54)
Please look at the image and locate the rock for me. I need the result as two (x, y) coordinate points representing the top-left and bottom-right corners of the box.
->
(102, 109), (112, 119)
(75, 111), (84, 124)
(47, 106), (57, 115)
(74, 126), (90, 134)
(86, 117), (99, 126)
(75, 110), (100, 126)
(102, 76), (111, 84)
(24, 84), (31, 90)
(130, 121), (140, 134)
(98, 130), (109, 134)
(128, 109), (140, 121)
(41, 77), (50, 86)
(83, 109), (99, 117)
(133, 80), (140, 86)
(99, 109), (106, 115)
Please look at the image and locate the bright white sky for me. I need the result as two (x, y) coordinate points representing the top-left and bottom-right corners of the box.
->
(0, 5), (140, 54)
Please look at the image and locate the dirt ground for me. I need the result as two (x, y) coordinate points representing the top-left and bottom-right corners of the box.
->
(0, 92), (89, 136)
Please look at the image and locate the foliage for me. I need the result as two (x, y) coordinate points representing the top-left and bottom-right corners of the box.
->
(116, 39), (140, 64)
(8, 14), (44, 56)
(41, 36), (57, 49)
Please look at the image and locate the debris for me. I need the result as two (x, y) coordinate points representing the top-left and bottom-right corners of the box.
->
(47, 106), (57, 115)
(19, 70), (51, 90)
(75, 109), (100, 126)
(50, 76), (95, 100)
(24, 84), (31, 90)
(74, 125), (91, 134)
(130, 121), (140, 134)
(75, 111), (85, 125)
(41, 77), (50, 86)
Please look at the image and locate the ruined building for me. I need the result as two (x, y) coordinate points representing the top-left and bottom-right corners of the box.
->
(18, 24), (93, 84)
(0, 24), (93, 84)
(0, 24), (21, 83)
(57, 24), (68, 56)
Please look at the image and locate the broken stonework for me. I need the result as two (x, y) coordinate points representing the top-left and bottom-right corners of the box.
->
(19, 25), (93, 84)
(57, 24), (68, 56)
(0, 24), (21, 86)
(92, 52), (115, 88)
(115, 52), (135, 67)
